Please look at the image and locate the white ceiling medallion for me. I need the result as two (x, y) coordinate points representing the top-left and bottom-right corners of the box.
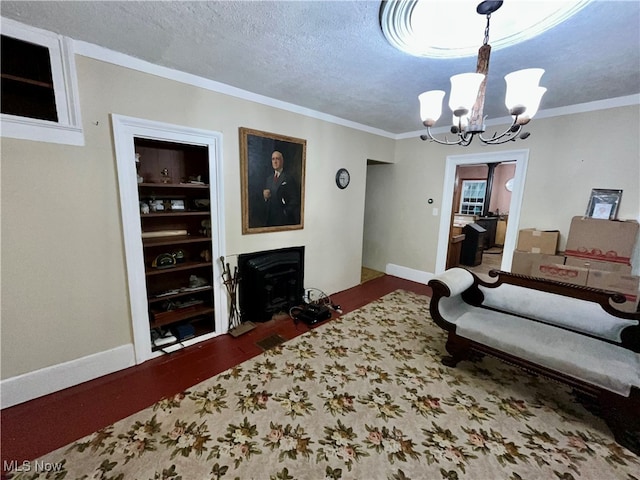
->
(380, 0), (592, 59)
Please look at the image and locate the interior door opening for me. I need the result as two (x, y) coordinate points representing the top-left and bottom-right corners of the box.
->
(435, 149), (529, 275)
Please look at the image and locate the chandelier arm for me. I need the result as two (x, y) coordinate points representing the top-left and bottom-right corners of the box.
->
(422, 127), (474, 146)
(477, 120), (521, 143)
(477, 129), (523, 145)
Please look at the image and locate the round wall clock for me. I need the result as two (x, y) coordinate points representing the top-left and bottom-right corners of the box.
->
(336, 168), (350, 189)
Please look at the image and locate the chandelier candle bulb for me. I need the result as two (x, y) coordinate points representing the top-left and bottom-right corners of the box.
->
(515, 86), (547, 124)
(448, 73), (485, 115)
(504, 68), (546, 114)
(419, 90), (445, 126)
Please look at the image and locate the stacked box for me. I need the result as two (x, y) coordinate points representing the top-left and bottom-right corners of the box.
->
(530, 261), (588, 286)
(564, 216), (638, 265)
(511, 229), (561, 276)
(511, 251), (564, 277)
(510, 218), (639, 312)
(562, 217), (638, 312)
(516, 229), (560, 254)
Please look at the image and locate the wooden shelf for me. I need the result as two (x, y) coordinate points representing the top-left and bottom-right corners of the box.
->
(1, 73), (53, 89)
(150, 317), (214, 351)
(141, 211), (210, 218)
(150, 305), (214, 329)
(148, 286), (213, 304)
(146, 260), (212, 276)
(142, 235), (211, 247)
(138, 182), (209, 189)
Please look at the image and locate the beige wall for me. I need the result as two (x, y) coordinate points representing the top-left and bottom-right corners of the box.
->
(362, 105), (640, 274)
(1, 56), (394, 380)
(2, 52), (639, 387)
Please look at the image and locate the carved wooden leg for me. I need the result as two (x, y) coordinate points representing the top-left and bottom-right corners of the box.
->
(597, 390), (640, 456)
(442, 332), (472, 367)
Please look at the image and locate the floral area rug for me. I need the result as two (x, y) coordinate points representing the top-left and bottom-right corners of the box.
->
(9, 290), (639, 479)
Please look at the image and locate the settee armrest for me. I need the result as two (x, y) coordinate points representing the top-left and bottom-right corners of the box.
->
(428, 268), (475, 331)
(429, 268), (475, 298)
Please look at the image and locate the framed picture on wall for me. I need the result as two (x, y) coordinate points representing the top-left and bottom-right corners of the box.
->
(240, 127), (306, 234)
(585, 188), (622, 220)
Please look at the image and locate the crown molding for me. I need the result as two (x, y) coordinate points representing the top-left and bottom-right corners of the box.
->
(70, 37), (640, 142)
(72, 39), (396, 139)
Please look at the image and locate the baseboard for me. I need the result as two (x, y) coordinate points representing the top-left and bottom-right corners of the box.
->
(385, 263), (435, 284)
(0, 344), (136, 409)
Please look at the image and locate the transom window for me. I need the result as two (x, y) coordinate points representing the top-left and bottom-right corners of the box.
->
(1, 18), (83, 145)
(459, 180), (486, 215)
(1, 34), (58, 122)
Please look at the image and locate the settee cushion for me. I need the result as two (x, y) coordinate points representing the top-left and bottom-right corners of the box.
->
(456, 308), (640, 396)
(478, 283), (637, 343)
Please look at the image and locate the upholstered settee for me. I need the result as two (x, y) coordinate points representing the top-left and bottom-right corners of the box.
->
(427, 267), (640, 455)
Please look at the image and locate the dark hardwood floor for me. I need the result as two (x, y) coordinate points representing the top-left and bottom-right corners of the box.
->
(1, 275), (431, 470)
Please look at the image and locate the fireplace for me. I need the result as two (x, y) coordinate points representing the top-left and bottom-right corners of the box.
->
(238, 246), (304, 322)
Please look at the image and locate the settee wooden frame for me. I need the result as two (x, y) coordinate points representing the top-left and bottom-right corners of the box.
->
(428, 268), (640, 455)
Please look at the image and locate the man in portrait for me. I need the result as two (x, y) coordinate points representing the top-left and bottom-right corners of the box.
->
(262, 150), (300, 226)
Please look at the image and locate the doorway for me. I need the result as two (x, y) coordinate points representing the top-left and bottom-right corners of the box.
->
(112, 115), (227, 364)
(435, 149), (529, 275)
(361, 158), (392, 283)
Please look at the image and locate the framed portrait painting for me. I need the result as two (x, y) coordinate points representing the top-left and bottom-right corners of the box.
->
(240, 127), (306, 234)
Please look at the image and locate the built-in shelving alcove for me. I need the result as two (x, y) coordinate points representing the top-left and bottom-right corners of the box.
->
(112, 115), (227, 364)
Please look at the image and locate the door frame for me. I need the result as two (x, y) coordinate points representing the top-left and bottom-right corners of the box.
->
(112, 114), (227, 364)
(434, 149), (529, 274)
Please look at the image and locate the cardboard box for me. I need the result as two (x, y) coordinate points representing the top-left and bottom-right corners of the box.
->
(564, 256), (633, 274)
(530, 261), (589, 286)
(586, 270), (639, 313)
(565, 216), (638, 265)
(516, 229), (560, 254)
(511, 251), (565, 276)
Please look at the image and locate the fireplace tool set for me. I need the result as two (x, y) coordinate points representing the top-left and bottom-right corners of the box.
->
(220, 256), (255, 337)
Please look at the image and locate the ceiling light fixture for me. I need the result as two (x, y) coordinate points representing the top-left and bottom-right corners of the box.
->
(422, 1), (546, 145)
(380, 0), (560, 146)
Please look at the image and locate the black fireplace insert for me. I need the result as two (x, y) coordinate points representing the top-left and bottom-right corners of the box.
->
(238, 246), (304, 322)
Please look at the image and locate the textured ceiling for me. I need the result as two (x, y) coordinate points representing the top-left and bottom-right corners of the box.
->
(1, 1), (638, 135)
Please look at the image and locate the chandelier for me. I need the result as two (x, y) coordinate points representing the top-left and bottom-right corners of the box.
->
(421, 1), (545, 145)
(383, 1), (547, 146)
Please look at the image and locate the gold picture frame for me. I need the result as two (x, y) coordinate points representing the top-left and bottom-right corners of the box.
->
(239, 127), (306, 234)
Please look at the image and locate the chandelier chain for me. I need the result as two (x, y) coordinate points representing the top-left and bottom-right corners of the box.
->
(483, 14), (492, 46)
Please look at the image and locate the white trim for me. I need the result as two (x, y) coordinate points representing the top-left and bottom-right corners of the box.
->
(385, 263), (434, 284)
(435, 149), (529, 274)
(148, 331), (218, 358)
(74, 40), (395, 139)
(0, 17), (84, 145)
(111, 115), (227, 364)
(0, 344), (135, 409)
(535, 94), (640, 120)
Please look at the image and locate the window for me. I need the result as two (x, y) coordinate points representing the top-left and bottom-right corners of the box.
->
(460, 180), (486, 215)
(0, 18), (83, 145)
(2, 35), (58, 122)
